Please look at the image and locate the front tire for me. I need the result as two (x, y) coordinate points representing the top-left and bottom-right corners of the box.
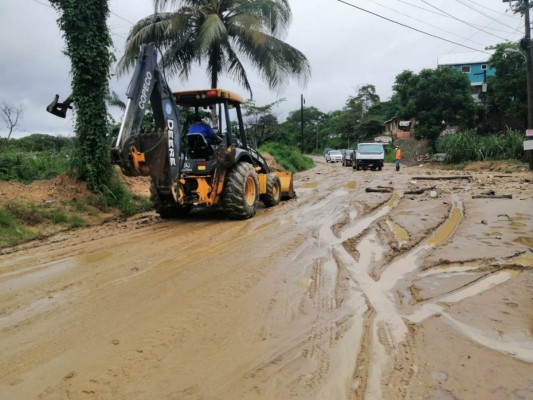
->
(222, 162), (259, 219)
(150, 181), (191, 219)
(261, 174), (282, 207)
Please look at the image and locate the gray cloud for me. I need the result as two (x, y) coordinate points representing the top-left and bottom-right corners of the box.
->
(0, 0), (523, 137)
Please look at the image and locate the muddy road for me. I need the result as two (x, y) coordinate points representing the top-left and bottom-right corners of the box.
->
(1, 158), (532, 399)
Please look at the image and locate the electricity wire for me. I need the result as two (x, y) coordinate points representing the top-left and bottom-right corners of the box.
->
(454, 0), (523, 33)
(366, 0), (488, 48)
(419, 0), (509, 41)
(337, 0), (492, 54)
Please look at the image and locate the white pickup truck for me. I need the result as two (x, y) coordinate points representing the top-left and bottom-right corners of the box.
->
(351, 143), (385, 170)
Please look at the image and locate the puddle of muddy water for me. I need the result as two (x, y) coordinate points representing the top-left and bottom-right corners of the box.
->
(427, 207), (462, 246)
(439, 269), (520, 304)
(340, 193), (399, 242)
(379, 197), (463, 291)
(356, 233), (387, 275)
(418, 264), (480, 277)
(0, 259), (76, 292)
(386, 220), (409, 244)
(507, 253), (533, 267)
(0, 291), (68, 330)
(302, 182), (318, 189)
(345, 181), (357, 190)
(77, 251), (112, 264)
(514, 237), (533, 247)
(443, 314), (533, 363)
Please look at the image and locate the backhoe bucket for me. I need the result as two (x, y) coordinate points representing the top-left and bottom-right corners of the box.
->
(46, 94), (73, 119)
(273, 171), (295, 199)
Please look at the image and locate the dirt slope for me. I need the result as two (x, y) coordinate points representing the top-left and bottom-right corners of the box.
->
(0, 159), (532, 399)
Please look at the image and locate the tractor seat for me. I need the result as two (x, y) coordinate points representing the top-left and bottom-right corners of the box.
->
(187, 133), (214, 160)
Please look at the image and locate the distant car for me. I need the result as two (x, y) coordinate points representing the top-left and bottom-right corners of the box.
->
(326, 150), (343, 163)
(342, 149), (354, 167)
(323, 148), (333, 157)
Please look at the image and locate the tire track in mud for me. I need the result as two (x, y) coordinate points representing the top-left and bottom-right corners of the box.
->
(318, 192), (466, 398)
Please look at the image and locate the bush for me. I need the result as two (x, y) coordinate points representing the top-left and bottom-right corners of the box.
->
(0, 206), (37, 247)
(436, 129), (525, 163)
(8, 134), (75, 152)
(259, 143), (314, 173)
(0, 148), (73, 183)
(91, 172), (152, 217)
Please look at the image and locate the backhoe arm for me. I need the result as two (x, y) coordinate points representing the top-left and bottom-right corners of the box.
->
(111, 43), (183, 201)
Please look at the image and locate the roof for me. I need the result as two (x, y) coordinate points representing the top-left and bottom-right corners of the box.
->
(173, 89), (244, 107)
(437, 51), (494, 66)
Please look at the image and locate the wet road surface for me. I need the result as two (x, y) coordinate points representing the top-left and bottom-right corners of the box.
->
(1, 158), (532, 399)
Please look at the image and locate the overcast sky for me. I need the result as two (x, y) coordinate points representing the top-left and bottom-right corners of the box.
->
(0, 0), (525, 138)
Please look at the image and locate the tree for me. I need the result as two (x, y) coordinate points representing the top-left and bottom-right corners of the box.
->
(348, 84), (380, 115)
(282, 106), (327, 152)
(242, 98), (285, 146)
(49, 0), (114, 192)
(390, 68), (476, 142)
(117, 0), (310, 98)
(0, 101), (24, 142)
(487, 43), (528, 128)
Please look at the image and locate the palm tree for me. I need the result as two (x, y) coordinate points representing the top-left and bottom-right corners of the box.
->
(117, 0), (310, 96)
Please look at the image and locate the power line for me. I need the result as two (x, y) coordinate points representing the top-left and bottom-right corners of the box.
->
(366, 0), (488, 48)
(393, 0), (518, 35)
(395, 0), (448, 18)
(31, 0), (130, 41)
(336, 0), (492, 54)
(454, 0), (523, 33)
(463, 0), (521, 20)
(110, 10), (135, 26)
(420, 0), (509, 41)
(32, 0), (53, 9)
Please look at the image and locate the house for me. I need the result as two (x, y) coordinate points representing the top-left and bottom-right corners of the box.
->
(437, 51), (496, 102)
(384, 117), (416, 138)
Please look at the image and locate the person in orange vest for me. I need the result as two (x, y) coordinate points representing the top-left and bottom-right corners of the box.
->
(395, 146), (401, 171)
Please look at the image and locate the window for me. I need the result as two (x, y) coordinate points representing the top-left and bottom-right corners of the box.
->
(481, 64), (487, 70)
(461, 65), (471, 73)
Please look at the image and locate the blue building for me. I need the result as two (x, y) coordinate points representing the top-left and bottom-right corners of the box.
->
(437, 51), (496, 102)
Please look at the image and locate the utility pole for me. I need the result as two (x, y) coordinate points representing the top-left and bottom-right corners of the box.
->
(300, 94), (305, 153)
(504, 0), (533, 169)
(523, 0), (533, 169)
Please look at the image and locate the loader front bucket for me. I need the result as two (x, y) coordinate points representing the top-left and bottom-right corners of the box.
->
(273, 171), (295, 199)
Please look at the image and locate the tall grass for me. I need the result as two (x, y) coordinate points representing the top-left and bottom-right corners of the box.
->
(436, 129), (525, 163)
(91, 173), (152, 217)
(0, 148), (73, 183)
(259, 143), (314, 173)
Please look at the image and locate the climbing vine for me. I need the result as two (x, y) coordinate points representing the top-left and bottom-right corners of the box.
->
(49, 0), (113, 192)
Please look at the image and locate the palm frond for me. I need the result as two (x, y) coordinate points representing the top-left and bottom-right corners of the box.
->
(197, 14), (228, 53)
(234, 31), (310, 91)
(223, 44), (252, 96)
(116, 13), (173, 75)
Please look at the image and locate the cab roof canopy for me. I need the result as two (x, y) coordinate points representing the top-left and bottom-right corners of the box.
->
(173, 89), (244, 108)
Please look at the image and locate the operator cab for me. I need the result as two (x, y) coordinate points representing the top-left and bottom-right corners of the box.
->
(174, 89), (247, 150)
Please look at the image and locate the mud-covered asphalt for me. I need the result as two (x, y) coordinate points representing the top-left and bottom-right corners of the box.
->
(1, 158), (532, 399)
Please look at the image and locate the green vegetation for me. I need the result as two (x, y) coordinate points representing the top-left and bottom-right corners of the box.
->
(0, 134), (74, 183)
(118, 0), (310, 97)
(50, 0), (113, 192)
(91, 174), (152, 217)
(0, 148), (73, 183)
(0, 200), (93, 247)
(436, 130), (525, 163)
(259, 143), (314, 173)
(0, 207), (36, 247)
(388, 68), (476, 142)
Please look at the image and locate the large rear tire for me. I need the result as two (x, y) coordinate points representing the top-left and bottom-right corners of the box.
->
(150, 181), (191, 219)
(222, 162), (259, 219)
(261, 174), (281, 207)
